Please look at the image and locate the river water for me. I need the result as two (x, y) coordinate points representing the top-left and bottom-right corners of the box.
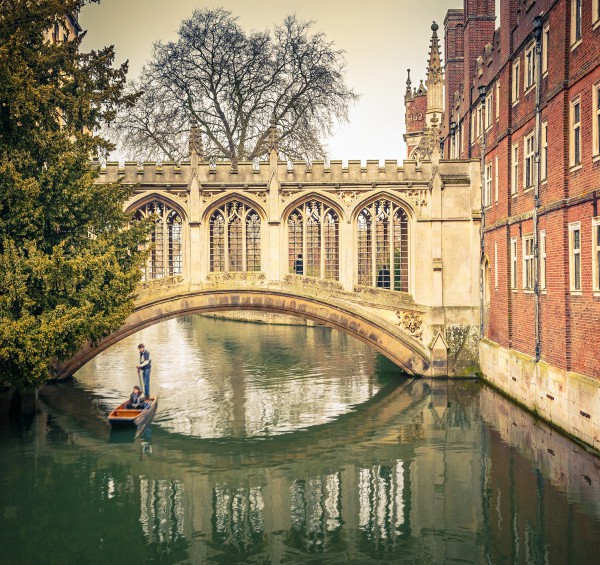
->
(1, 315), (599, 564)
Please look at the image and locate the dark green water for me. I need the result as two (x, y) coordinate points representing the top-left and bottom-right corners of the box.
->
(1, 315), (599, 564)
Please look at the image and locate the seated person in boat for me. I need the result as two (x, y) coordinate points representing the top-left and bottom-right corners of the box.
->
(127, 386), (146, 409)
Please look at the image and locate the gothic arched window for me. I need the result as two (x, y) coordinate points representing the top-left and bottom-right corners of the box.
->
(135, 201), (183, 281)
(209, 201), (261, 272)
(287, 200), (339, 280)
(357, 199), (409, 291)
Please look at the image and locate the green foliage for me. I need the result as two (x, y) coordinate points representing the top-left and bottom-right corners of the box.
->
(0, 1), (149, 389)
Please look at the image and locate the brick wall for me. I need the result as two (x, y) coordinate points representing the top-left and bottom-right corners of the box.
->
(445, 0), (600, 379)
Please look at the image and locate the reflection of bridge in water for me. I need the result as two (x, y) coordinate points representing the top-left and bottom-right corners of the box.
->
(32, 379), (600, 563)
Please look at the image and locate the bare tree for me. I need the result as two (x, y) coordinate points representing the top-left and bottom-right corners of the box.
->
(111, 8), (358, 165)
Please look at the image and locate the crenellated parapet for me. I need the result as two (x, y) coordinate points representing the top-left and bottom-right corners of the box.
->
(97, 157), (471, 189)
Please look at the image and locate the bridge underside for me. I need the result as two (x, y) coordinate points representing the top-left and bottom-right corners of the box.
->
(58, 287), (433, 379)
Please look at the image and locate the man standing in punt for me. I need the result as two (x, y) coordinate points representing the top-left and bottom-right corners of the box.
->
(137, 343), (151, 398)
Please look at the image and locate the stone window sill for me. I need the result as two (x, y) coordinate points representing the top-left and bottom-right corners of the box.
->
(570, 290), (583, 296)
(571, 39), (582, 51)
(569, 163), (582, 173)
(593, 153), (600, 164)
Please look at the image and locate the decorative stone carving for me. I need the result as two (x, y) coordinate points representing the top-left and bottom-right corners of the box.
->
(138, 275), (184, 293)
(397, 311), (424, 341)
(405, 189), (428, 208)
(248, 191), (267, 202)
(281, 190), (302, 203)
(201, 191), (221, 203)
(337, 191), (360, 206)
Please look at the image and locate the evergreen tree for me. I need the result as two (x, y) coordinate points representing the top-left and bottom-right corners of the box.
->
(0, 0), (149, 389)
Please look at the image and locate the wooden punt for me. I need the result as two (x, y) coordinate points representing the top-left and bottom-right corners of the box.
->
(108, 396), (158, 429)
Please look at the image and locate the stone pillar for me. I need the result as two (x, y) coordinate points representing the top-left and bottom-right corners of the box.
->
(339, 218), (354, 291)
(188, 175), (203, 285)
(266, 117), (282, 281)
(188, 118), (204, 285)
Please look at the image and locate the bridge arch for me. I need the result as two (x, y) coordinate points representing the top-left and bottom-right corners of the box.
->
(125, 191), (189, 221)
(203, 192), (268, 224)
(281, 191), (346, 223)
(57, 288), (431, 379)
(348, 190), (417, 221)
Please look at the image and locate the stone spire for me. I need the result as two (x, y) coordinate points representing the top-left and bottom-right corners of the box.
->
(405, 69), (413, 102)
(189, 116), (203, 159)
(268, 113), (279, 153)
(425, 22), (444, 129)
(426, 22), (443, 87)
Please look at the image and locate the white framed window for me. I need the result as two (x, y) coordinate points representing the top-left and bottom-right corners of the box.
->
(542, 24), (549, 77)
(570, 97), (581, 167)
(572, 0), (582, 46)
(511, 236), (518, 289)
(524, 131), (535, 189)
(525, 43), (536, 90)
(569, 222), (581, 291)
(512, 142), (519, 195)
(495, 81), (500, 121)
(541, 121), (548, 181)
(484, 162), (492, 207)
(477, 103), (483, 138)
(471, 113), (475, 146)
(540, 230), (547, 290)
(486, 92), (493, 130)
(593, 219), (600, 292)
(494, 155), (499, 202)
(593, 84), (600, 158)
(594, 0), (600, 27)
(512, 59), (521, 104)
(523, 234), (534, 290)
(494, 240), (498, 289)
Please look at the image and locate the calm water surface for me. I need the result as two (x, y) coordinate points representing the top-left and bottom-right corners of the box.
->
(1, 315), (599, 564)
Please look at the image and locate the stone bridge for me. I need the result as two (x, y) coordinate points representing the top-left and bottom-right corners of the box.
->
(60, 127), (482, 378)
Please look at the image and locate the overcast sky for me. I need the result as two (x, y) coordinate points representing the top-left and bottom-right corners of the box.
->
(80, 0), (466, 162)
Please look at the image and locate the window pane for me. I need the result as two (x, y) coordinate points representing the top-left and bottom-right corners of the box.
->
(288, 210), (303, 274)
(246, 211), (261, 272)
(168, 211), (182, 276)
(324, 210), (339, 280)
(358, 200), (409, 292)
(306, 202), (321, 278)
(357, 211), (372, 286)
(210, 213), (225, 272)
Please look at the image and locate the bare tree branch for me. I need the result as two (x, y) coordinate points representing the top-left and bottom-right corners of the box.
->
(107, 8), (358, 164)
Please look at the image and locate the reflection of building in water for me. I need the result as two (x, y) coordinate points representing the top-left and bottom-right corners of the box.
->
(139, 479), (185, 544)
(289, 474), (342, 550)
(212, 484), (265, 545)
(28, 377), (600, 562)
(358, 462), (406, 540)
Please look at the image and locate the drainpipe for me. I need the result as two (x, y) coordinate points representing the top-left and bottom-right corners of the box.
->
(533, 16), (543, 362)
(478, 85), (487, 339)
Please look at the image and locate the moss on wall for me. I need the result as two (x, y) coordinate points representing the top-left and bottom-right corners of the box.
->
(445, 325), (480, 377)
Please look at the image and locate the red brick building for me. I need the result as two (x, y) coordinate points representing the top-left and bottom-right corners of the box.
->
(411, 0), (600, 448)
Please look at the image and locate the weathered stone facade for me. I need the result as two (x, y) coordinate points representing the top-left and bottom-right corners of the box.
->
(84, 128), (482, 379)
